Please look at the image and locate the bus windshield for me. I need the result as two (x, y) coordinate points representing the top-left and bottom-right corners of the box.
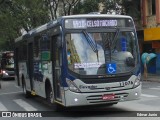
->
(66, 30), (138, 75)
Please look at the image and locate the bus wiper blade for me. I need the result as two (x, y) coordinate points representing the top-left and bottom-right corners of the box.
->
(113, 28), (120, 41)
(112, 28), (120, 50)
(82, 30), (98, 53)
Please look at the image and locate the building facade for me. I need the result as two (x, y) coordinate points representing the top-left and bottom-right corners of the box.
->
(139, 0), (160, 74)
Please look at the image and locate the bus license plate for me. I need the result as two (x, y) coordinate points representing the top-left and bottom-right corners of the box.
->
(102, 94), (115, 100)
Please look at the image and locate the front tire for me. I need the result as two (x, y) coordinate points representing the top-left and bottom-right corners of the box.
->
(46, 85), (54, 104)
(46, 85), (64, 111)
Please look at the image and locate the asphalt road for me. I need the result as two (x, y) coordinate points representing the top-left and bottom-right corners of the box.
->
(0, 79), (160, 120)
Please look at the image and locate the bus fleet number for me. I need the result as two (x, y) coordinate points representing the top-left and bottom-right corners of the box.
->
(119, 81), (134, 87)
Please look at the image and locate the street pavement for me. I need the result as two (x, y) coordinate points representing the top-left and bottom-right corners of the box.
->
(0, 77), (160, 119)
(142, 73), (160, 82)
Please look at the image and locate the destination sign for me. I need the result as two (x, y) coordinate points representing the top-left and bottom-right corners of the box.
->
(65, 18), (133, 29)
(73, 20), (117, 28)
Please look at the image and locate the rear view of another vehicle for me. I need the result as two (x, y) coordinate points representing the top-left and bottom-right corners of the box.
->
(1, 51), (15, 80)
(2, 67), (15, 79)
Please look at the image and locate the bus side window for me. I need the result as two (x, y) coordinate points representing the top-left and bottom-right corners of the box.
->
(40, 34), (51, 76)
(40, 34), (50, 61)
(55, 35), (62, 67)
(34, 36), (41, 60)
(66, 34), (72, 65)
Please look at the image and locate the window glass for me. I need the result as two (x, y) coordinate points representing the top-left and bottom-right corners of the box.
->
(66, 31), (138, 75)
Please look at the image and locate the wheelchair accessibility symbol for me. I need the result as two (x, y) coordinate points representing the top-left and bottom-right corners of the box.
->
(106, 63), (116, 74)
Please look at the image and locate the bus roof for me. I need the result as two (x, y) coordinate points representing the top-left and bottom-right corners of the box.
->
(15, 14), (133, 43)
(60, 14), (132, 19)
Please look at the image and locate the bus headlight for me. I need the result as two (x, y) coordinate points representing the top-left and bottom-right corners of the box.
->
(133, 73), (141, 88)
(66, 79), (80, 93)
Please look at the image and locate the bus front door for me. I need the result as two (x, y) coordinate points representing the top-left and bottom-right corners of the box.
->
(52, 35), (62, 101)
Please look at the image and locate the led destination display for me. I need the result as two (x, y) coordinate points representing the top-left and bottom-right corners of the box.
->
(65, 18), (133, 29)
(73, 20), (117, 28)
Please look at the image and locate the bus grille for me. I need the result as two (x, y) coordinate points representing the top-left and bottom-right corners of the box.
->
(86, 93), (128, 103)
(81, 75), (131, 84)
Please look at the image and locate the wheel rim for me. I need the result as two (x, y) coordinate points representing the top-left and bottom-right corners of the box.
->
(49, 90), (54, 103)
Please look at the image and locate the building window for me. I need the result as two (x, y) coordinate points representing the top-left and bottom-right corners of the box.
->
(148, 0), (156, 15)
(152, 0), (156, 15)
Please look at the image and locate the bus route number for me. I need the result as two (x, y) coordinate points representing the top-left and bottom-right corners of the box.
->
(119, 81), (134, 87)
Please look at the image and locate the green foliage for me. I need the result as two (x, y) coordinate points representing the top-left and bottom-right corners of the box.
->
(100, 0), (140, 17)
(0, 0), (50, 51)
(0, 0), (141, 51)
(100, 0), (123, 14)
(73, 0), (99, 14)
(11, 0), (50, 31)
(122, 0), (141, 19)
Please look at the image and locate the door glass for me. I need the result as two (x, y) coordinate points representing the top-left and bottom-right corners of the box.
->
(53, 35), (62, 99)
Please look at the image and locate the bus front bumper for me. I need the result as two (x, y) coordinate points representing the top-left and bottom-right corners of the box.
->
(64, 85), (141, 107)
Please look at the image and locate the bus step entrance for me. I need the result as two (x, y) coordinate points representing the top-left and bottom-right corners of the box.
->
(31, 90), (36, 96)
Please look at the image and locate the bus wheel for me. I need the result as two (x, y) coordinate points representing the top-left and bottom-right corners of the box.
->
(46, 86), (64, 111)
(23, 80), (31, 98)
(46, 86), (54, 104)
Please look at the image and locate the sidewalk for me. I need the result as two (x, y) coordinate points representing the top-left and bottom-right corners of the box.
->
(142, 73), (160, 82)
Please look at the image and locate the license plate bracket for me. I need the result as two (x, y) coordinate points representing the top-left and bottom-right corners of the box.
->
(102, 94), (115, 100)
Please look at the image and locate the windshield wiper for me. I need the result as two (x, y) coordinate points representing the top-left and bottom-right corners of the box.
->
(112, 28), (120, 51)
(82, 30), (98, 53)
(82, 30), (99, 62)
(102, 29), (119, 62)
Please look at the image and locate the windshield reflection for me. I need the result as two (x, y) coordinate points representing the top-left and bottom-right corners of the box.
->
(66, 31), (138, 75)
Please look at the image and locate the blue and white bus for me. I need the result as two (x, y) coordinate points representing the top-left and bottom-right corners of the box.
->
(14, 14), (141, 110)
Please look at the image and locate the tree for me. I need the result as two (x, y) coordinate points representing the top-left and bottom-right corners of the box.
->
(0, 0), (17, 50)
(0, 0), (50, 50)
(61, 0), (80, 15)
(73, 0), (99, 14)
(0, 0), (141, 51)
(122, 0), (141, 19)
(100, 0), (140, 18)
(46, 0), (59, 20)
(12, 0), (50, 31)
(100, 0), (123, 14)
